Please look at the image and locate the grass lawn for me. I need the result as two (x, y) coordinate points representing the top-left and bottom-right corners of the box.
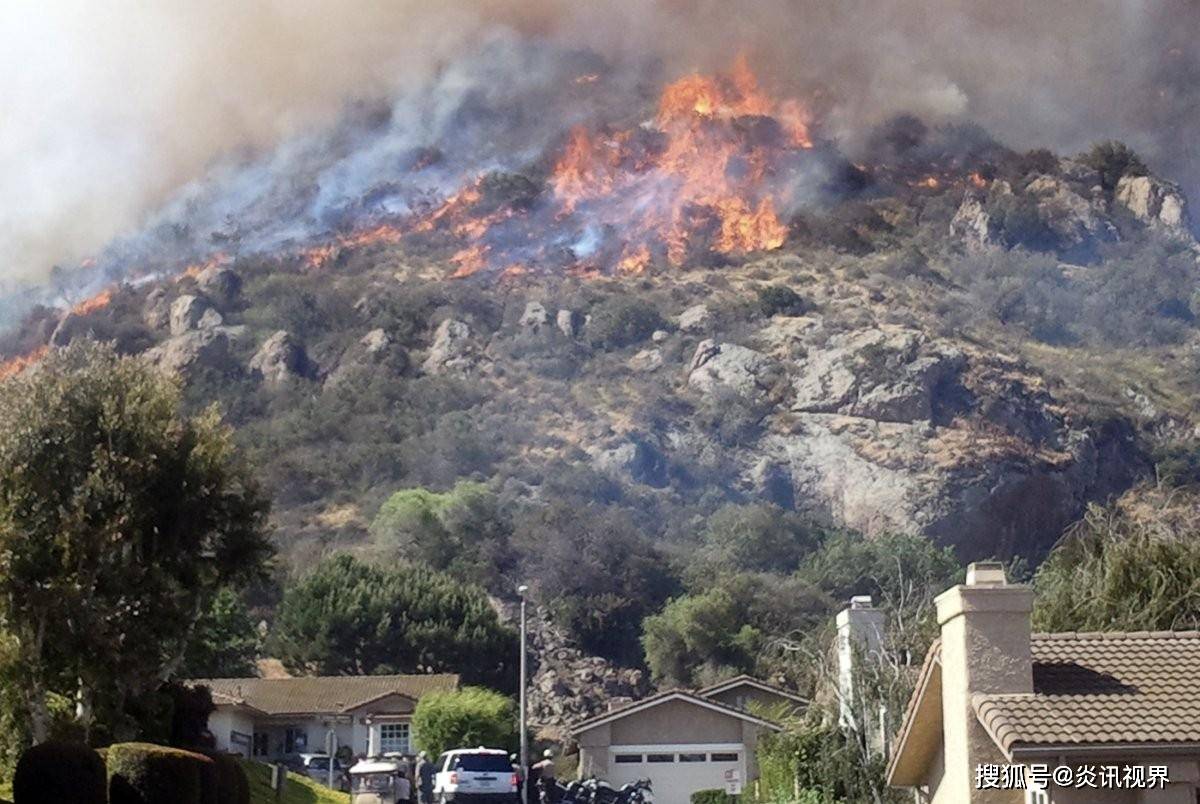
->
(242, 759), (350, 804)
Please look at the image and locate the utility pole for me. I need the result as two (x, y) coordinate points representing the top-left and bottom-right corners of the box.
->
(518, 584), (529, 804)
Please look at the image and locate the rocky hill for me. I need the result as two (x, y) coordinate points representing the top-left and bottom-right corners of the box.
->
(3, 89), (1200, 712)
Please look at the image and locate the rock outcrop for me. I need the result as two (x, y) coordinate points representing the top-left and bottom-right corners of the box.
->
(196, 266), (242, 308)
(170, 295), (222, 335)
(1115, 174), (1190, 232)
(145, 329), (234, 375)
(688, 340), (778, 400)
(422, 319), (481, 375)
(249, 330), (311, 386)
(791, 327), (965, 423)
(516, 605), (649, 736)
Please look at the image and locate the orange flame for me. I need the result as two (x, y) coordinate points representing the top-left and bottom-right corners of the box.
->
(0, 345), (48, 381)
(71, 289), (113, 317)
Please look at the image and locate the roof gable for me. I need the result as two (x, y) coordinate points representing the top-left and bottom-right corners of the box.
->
(885, 640), (943, 787)
(698, 675), (808, 705)
(570, 689), (783, 736)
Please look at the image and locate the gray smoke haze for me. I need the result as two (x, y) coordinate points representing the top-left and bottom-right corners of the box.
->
(2, 0), (1198, 281)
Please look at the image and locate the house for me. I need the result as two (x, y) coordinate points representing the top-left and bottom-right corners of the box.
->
(698, 674), (808, 715)
(191, 673), (459, 760)
(886, 562), (1200, 803)
(571, 688), (783, 804)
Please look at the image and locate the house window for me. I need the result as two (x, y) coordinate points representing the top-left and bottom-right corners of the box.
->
(710, 753), (739, 763)
(679, 753), (706, 763)
(646, 754), (674, 763)
(252, 733), (269, 758)
(614, 755), (643, 764)
(284, 727), (307, 754)
(379, 722), (410, 754)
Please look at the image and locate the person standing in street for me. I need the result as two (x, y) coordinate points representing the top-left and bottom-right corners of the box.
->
(532, 749), (557, 803)
(415, 751), (435, 804)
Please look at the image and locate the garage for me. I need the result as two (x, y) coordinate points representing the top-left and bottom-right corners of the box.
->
(571, 690), (782, 804)
(607, 744), (744, 804)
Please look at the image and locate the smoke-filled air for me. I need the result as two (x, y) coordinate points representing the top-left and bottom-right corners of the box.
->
(2, 0), (1199, 293)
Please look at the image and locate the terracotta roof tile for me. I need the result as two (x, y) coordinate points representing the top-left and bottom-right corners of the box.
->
(974, 632), (1200, 752)
(190, 673), (459, 716)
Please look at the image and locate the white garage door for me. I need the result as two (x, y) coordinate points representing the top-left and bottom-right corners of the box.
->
(607, 744), (745, 804)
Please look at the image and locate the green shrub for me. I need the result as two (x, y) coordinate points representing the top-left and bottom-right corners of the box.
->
(107, 742), (212, 804)
(196, 752), (250, 804)
(690, 790), (730, 804)
(756, 284), (808, 317)
(586, 298), (665, 348)
(1081, 140), (1147, 191)
(13, 741), (106, 804)
(412, 687), (516, 757)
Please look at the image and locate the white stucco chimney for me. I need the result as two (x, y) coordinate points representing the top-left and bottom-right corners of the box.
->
(836, 595), (885, 730)
(935, 561), (1033, 803)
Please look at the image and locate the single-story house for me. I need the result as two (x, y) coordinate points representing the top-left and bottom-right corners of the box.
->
(571, 689), (783, 804)
(886, 562), (1200, 803)
(190, 673), (459, 760)
(698, 674), (808, 715)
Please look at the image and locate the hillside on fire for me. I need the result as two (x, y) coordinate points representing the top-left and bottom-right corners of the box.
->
(3, 50), (1200, 729)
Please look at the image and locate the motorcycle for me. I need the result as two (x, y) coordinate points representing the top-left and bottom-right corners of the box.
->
(541, 777), (652, 804)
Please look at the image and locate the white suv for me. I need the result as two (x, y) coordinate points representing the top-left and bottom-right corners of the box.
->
(433, 748), (519, 803)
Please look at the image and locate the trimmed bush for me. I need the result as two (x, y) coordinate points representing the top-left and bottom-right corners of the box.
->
(690, 790), (731, 804)
(197, 751), (250, 804)
(107, 742), (213, 804)
(13, 740), (106, 804)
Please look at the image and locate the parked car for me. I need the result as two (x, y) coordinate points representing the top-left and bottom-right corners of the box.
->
(432, 747), (519, 803)
(287, 753), (350, 790)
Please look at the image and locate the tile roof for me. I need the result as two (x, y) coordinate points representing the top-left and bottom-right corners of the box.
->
(191, 673), (459, 716)
(974, 631), (1200, 753)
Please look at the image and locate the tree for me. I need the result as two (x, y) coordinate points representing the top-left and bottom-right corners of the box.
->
(1081, 140), (1147, 191)
(794, 531), (961, 608)
(411, 687), (515, 757)
(179, 588), (261, 679)
(0, 341), (272, 744)
(369, 482), (514, 590)
(269, 554), (517, 691)
(1033, 487), (1200, 632)
(642, 574), (829, 687)
(692, 503), (823, 578)
(514, 502), (678, 663)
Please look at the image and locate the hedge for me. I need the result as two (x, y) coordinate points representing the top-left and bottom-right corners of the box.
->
(690, 790), (731, 804)
(196, 751), (251, 804)
(13, 740), (107, 804)
(107, 742), (212, 804)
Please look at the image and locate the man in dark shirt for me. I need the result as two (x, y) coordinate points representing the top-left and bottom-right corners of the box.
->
(415, 751), (436, 804)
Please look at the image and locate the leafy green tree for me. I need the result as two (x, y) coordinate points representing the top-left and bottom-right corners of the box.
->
(1081, 140), (1148, 191)
(179, 588), (261, 679)
(693, 503), (823, 578)
(269, 554), (517, 691)
(642, 574), (829, 687)
(369, 482), (514, 589)
(1033, 488), (1200, 632)
(411, 687), (516, 757)
(794, 531), (961, 607)
(0, 341), (272, 743)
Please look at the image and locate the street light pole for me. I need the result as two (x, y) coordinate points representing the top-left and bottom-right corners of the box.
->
(518, 584), (529, 804)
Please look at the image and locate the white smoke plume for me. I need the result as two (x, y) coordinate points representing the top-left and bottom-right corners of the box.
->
(2, 0), (1197, 281)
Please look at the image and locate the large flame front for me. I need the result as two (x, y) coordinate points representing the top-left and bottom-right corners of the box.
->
(301, 57), (813, 277)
